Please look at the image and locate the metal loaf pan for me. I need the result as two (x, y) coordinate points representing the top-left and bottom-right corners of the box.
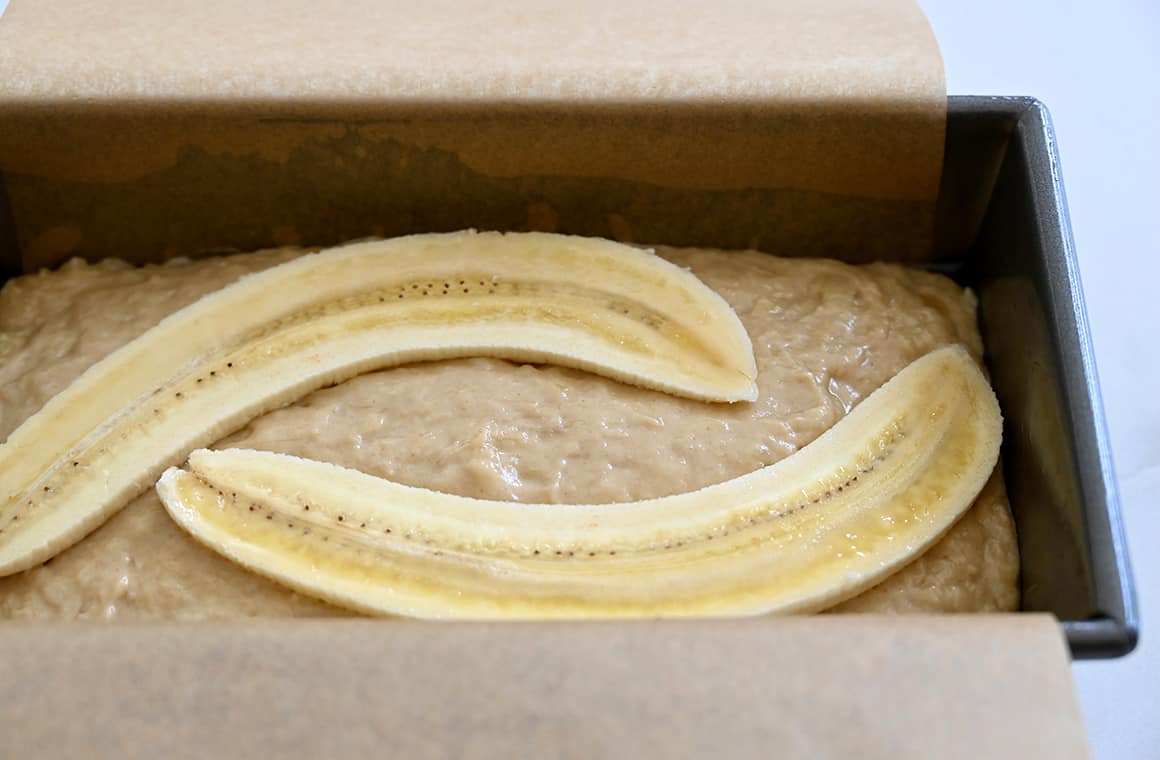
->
(940, 96), (1135, 657)
(0, 96), (1137, 658)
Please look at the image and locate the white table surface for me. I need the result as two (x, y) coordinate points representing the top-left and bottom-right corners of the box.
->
(920, 2), (1159, 758)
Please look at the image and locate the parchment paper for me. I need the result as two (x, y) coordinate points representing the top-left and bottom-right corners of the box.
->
(0, 617), (1087, 759)
(0, 0), (945, 268)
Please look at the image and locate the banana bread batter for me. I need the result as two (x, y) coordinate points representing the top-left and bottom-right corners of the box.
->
(0, 245), (1019, 619)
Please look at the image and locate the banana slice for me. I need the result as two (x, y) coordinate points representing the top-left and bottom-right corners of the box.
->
(157, 345), (1001, 619)
(0, 231), (757, 577)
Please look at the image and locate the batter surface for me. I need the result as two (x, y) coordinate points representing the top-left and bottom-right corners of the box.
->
(0, 245), (1019, 619)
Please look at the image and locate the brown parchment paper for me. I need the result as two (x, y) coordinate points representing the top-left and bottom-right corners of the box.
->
(0, 617), (1087, 759)
(0, 0), (945, 269)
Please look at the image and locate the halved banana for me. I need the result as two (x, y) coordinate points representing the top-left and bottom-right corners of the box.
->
(157, 345), (1001, 619)
(0, 231), (757, 576)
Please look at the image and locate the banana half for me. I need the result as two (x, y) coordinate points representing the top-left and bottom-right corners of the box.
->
(157, 346), (1002, 619)
(0, 232), (757, 577)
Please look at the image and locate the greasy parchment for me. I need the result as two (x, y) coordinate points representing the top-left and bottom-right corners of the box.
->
(0, 0), (944, 270)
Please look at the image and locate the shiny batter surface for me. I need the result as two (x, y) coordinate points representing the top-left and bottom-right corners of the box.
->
(0, 246), (1019, 620)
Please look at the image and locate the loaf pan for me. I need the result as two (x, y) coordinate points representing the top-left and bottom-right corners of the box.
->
(939, 96), (1136, 657)
(0, 96), (1137, 658)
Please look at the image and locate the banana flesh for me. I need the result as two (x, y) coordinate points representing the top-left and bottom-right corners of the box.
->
(157, 345), (1002, 619)
(0, 231), (757, 576)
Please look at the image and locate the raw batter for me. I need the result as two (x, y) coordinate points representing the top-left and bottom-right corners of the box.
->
(0, 245), (1019, 619)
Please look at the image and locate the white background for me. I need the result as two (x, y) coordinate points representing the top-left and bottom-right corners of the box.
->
(920, 2), (1159, 758)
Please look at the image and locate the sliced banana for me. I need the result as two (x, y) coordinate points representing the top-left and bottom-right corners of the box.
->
(157, 345), (1002, 619)
(0, 231), (757, 577)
